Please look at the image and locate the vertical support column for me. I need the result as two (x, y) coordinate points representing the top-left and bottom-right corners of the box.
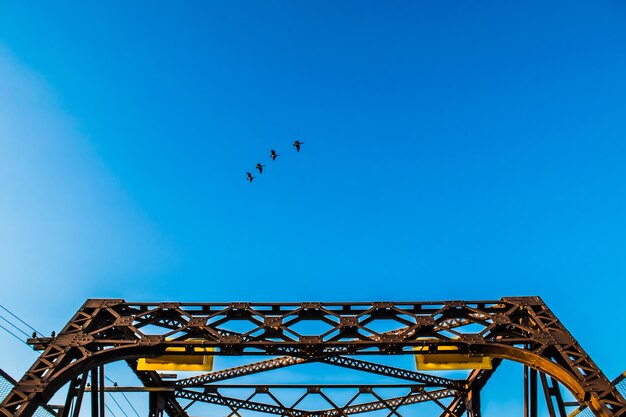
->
(524, 366), (529, 417)
(91, 367), (99, 417)
(72, 374), (88, 417)
(466, 388), (481, 417)
(539, 373), (568, 417)
(61, 377), (79, 417)
(524, 366), (539, 417)
(550, 377), (567, 417)
(529, 367), (538, 417)
(540, 373), (558, 417)
(149, 392), (165, 417)
(99, 365), (105, 417)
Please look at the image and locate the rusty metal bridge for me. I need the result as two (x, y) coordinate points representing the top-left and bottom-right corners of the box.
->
(1, 297), (624, 417)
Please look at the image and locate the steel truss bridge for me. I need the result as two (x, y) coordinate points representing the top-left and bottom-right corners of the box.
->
(1, 297), (624, 417)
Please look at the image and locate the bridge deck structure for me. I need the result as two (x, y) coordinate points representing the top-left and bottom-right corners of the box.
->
(1, 297), (624, 417)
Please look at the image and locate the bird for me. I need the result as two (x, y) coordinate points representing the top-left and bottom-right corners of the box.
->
(256, 163), (265, 174)
(293, 140), (304, 152)
(51, 331), (56, 337)
(246, 172), (255, 182)
(270, 149), (279, 160)
(32, 331), (37, 338)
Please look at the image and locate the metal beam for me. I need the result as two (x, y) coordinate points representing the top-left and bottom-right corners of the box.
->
(320, 356), (463, 389)
(174, 355), (461, 389)
(175, 387), (458, 417)
(175, 356), (307, 387)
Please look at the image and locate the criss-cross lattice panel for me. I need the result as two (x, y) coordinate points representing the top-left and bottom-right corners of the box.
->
(576, 375), (626, 417)
(0, 371), (54, 417)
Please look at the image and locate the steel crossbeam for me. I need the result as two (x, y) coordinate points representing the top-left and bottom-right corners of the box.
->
(317, 388), (457, 416)
(175, 355), (461, 389)
(175, 386), (457, 417)
(321, 356), (463, 389)
(176, 389), (304, 417)
(175, 356), (308, 387)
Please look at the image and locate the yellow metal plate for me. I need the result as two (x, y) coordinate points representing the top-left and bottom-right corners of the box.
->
(137, 346), (214, 371)
(414, 346), (492, 371)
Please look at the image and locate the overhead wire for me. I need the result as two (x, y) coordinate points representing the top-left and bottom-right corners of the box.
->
(0, 304), (46, 351)
(119, 390), (141, 417)
(0, 323), (29, 347)
(0, 314), (31, 338)
(104, 402), (118, 417)
(0, 304), (43, 336)
(107, 393), (130, 417)
(105, 375), (140, 417)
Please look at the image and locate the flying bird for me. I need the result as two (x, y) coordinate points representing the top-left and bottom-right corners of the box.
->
(256, 163), (265, 174)
(246, 172), (255, 182)
(270, 149), (279, 160)
(293, 140), (304, 152)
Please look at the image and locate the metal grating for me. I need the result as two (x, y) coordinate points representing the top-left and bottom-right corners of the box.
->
(0, 370), (55, 417)
(618, 377), (626, 398)
(571, 373), (626, 417)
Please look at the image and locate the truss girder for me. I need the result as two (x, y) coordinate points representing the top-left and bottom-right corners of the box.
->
(175, 386), (457, 417)
(317, 387), (456, 416)
(176, 388), (304, 417)
(321, 356), (462, 389)
(175, 356), (307, 387)
(0, 297), (624, 417)
(175, 355), (461, 389)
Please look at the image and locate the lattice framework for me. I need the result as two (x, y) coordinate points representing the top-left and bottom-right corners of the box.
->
(1, 297), (624, 417)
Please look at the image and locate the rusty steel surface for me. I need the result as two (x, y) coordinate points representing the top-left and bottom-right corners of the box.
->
(0, 297), (624, 417)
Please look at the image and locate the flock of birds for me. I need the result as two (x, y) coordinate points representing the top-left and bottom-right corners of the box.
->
(247, 140), (304, 182)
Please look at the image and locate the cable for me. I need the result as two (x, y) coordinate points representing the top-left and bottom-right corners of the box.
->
(105, 402), (118, 417)
(0, 304), (43, 336)
(119, 391), (141, 417)
(0, 323), (29, 346)
(0, 312), (33, 337)
(107, 393), (129, 417)
(120, 392), (140, 417)
(0, 313), (31, 338)
(105, 376), (140, 417)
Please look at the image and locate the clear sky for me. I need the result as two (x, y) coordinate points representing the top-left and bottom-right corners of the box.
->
(1, 1), (625, 415)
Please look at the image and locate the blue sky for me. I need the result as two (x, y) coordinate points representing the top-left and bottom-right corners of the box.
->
(1, 1), (625, 414)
